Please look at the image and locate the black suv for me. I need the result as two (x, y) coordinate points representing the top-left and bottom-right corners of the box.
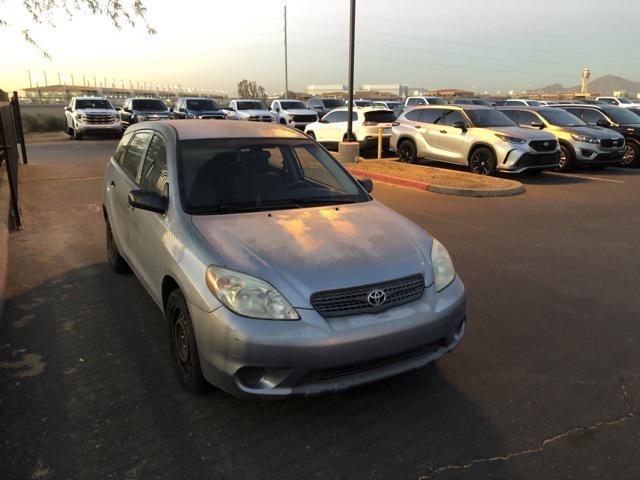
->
(307, 97), (347, 116)
(119, 98), (170, 128)
(171, 97), (225, 120)
(556, 105), (640, 167)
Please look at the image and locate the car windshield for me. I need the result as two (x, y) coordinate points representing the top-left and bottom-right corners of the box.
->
(178, 138), (369, 214)
(602, 107), (640, 124)
(617, 97), (632, 104)
(321, 99), (346, 108)
(364, 110), (397, 123)
(279, 101), (306, 109)
(526, 100), (543, 106)
(472, 99), (493, 106)
(236, 101), (266, 110)
(466, 109), (516, 127)
(538, 108), (585, 126)
(629, 108), (640, 117)
(355, 100), (373, 107)
(131, 99), (167, 111)
(75, 99), (113, 109)
(427, 98), (447, 105)
(385, 102), (402, 109)
(186, 99), (219, 111)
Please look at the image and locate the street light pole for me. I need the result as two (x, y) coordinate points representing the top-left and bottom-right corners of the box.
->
(346, 0), (356, 141)
(284, 4), (289, 99)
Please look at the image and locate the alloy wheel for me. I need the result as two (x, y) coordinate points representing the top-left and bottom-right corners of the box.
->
(622, 145), (636, 166)
(469, 150), (496, 175)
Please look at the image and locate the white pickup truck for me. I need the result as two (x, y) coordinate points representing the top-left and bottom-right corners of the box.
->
(224, 99), (275, 122)
(596, 96), (640, 108)
(270, 99), (318, 129)
(64, 96), (121, 140)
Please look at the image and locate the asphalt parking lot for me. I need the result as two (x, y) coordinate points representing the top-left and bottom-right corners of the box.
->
(1, 138), (639, 480)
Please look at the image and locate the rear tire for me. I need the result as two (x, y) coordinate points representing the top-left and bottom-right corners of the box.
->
(398, 140), (418, 164)
(106, 220), (130, 274)
(557, 144), (574, 172)
(468, 147), (497, 176)
(166, 290), (207, 393)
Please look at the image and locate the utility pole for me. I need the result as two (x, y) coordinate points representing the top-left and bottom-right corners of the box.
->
(284, 4), (289, 99)
(43, 71), (48, 86)
(27, 70), (32, 88)
(346, 0), (356, 142)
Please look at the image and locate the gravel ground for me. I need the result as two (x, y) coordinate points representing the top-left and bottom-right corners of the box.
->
(350, 159), (521, 190)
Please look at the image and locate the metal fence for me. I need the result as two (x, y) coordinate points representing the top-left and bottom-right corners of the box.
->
(0, 91), (28, 228)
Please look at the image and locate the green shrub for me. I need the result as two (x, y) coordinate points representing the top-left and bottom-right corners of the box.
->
(22, 114), (67, 133)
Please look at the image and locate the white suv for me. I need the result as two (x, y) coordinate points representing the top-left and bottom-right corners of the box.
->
(404, 96), (447, 107)
(596, 96), (640, 108)
(270, 99), (318, 129)
(224, 99), (275, 122)
(64, 97), (121, 140)
(304, 107), (397, 149)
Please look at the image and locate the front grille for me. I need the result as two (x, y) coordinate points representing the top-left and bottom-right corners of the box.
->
(516, 152), (560, 169)
(529, 139), (558, 152)
(600, 138), (623, 148)
(199, 115), (224, 120)
(248, 115), (273, 122)
(315, 340), (443, 381)
(84, 114), (116, 124)
(292, 114), (317, 123)
(310, 274), (425, 318)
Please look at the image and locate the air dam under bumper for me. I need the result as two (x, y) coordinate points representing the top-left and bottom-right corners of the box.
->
(189, 276), (466, 397)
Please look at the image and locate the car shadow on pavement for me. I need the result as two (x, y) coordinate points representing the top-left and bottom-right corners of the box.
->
(0, 263), (512, 480)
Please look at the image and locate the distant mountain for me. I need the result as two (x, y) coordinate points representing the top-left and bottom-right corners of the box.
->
(534, 75), (640, 97)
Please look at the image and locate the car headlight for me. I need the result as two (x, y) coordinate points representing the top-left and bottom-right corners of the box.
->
(495, 134), (526, 144)
(75, 113), (84, 120)
(571, 134), (599, 144)
(205, 266), (299, 320)
(431, 238), (455, 292)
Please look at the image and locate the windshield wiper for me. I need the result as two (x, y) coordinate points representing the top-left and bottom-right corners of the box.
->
(293, 197), (357, 206)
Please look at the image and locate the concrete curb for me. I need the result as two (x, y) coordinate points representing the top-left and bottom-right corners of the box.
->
(348, 167), (525, 197)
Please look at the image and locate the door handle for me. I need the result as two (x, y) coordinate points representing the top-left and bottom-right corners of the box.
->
(414, 125), (421, 129)
(110, 180), (116, 189)
(439, 130), (448, 134)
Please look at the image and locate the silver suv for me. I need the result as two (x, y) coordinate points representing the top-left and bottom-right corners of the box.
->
(390, 105), (560, 175)
(498, 106), (625, 171)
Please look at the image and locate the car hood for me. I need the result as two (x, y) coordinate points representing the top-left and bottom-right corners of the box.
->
(282, 108), (318, 116)
(237, 109), (273, 116)
(191, 201), (434, 309)
(491, 126), (556, 140)
(77, 109), (117, 115)
(561, 126), (624, 139)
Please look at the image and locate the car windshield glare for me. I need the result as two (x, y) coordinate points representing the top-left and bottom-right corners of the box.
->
(178, 138), (369, 214)
(466, 109), (516, 127)
(538, 109), (585, 126)
(237, 101), (265, 110)
(131, 99), (167, 111)
(186, 99), (219, 111)
(76, 99), (113, 109)
(603, 107), (640, 124)
(279, 101), (306, 109)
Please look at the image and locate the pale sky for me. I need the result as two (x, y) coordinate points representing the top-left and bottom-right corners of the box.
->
(1, 0), (639, 95)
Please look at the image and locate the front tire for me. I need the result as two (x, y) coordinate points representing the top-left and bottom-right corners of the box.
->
(398, 140), (418, 164)
(621, 141), (639, 167)
(166, 290), (207, 393)
(557, 144), (574, 172)
(469, 147), (497, 176)
(106, 220), (130, 274)
(73, 126), (83, 141)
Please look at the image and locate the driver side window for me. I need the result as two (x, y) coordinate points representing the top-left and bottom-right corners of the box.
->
(323, 112), (340, 123)
(443, 111), (466, 127)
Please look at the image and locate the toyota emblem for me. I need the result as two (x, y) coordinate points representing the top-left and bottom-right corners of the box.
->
(367, 289), (387, 306)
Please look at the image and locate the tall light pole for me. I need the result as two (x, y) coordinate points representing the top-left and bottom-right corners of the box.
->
(346, 0), (356, 142)
(284, 4), (289, 99)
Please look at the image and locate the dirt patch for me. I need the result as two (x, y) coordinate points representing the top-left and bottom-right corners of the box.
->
(349, 159), (516, 190)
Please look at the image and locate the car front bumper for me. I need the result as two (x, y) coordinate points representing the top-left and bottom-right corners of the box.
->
(498, 148), (560, 173)
(75, 121), (122, 134)
(575, 147), (625, 165)
(189, 276), (466, 397)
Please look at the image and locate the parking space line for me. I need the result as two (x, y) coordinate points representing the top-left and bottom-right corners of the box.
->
(544, 172), (625, 183)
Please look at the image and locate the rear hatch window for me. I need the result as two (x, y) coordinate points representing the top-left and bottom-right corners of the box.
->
(363, 110), (397, 124)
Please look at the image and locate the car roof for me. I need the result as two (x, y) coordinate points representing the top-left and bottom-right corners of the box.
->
(497, 106), (550, 111)
(331, 106), (392, 112)
(75, 96), (108, 100)
(232, 98), (264, 102)
(128, 97), (164, 101)
(410, 104), (493, 111)
(181, 97), (215, 100)
(130, 119), (308, 141)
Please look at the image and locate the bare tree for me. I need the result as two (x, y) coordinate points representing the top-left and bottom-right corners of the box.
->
(237, 79), (267, 101)
(0, 0), (155, 59)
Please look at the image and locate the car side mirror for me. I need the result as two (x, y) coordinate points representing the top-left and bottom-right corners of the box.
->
(596, 119), (611, 127)
(128, 190), (167, 214)
(227, 107), (235, 111)
(64, 106), (70, 111)
(453, 121), (467, 131)
(531, 122), (545, 129)
(358, 177), (374, 193)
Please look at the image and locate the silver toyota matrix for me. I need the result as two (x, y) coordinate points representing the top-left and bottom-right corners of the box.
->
(102, 120), (466, 397)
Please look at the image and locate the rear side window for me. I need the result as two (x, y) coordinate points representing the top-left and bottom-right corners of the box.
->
(407, 98), (425, 106)
(404, 109), (422, 122)
(443, 110), (466, 126)
(364, 110), (396, 123)
(120, 132), (152, 181)
(581, 109), (607, 125)
(518, 111), (540, 126)
(140, 135), (168, 196)
(420, 108), (446, 124)
(113, 133), (133, 162)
